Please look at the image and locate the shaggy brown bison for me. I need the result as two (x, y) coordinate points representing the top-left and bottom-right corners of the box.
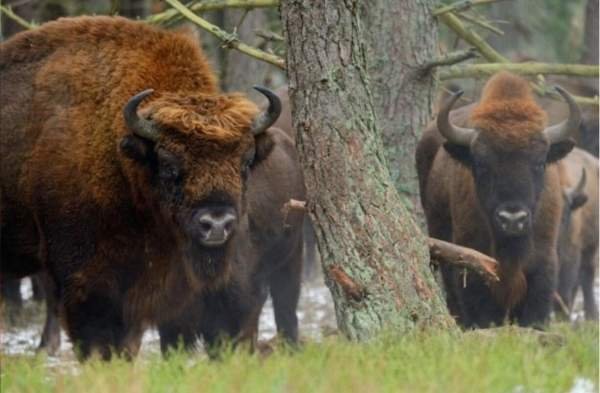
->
(158, 125), (306, 354)
(555, 147), (599, 320)
(0, 16), (281, 360)
(417, 72), (581, 328)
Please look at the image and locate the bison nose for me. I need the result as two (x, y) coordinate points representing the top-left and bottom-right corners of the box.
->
(195, 207), (237, 247)
(495, 207), (530, 236)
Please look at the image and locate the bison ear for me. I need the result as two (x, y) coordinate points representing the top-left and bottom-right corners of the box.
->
(547, 139), (575, 163)
(571, 193), (588, 211)
(253, 132), (275, 166)
(443, 142), (472, 165)
(120, 135), (153, 162)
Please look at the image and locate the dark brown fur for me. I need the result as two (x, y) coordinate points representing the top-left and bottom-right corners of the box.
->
(262, 85), (319, 280)
(158, 126), (307, 353)
(0, 16), (270, 360)
(417, 72), (571, 328)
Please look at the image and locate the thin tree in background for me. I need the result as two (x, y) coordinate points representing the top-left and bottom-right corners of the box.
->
(362, 2), (438, 215)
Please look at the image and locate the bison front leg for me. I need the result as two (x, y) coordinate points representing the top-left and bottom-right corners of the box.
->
(269, 246), (302, 344)
(200, 286), (266, 357)
(554, 252), (580, 320)
(63, 290), (131, 361)
(516, 257), (557, 328)
(158, 316), (199, 356)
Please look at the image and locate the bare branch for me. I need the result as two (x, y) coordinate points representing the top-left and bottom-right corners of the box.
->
(440, 62), (599, 80)
(255, 29), (284, 42)
(553, 291), (570, 317)
(281, 199), (307, 227)
(428, 238), (500, 285)
(420, 48), (478, 73)
(163, 0), (285, 69)
(147, 0), (278, 26)
(438, 11), (506, 63)
(327, 265), (367, 302)
(457, 11), (504, 36)
(433, 0), (510, 17)
(438, 12), (599, 106)
(0, 4), (36, 30)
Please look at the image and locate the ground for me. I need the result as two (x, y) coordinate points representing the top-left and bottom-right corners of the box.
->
(0, 276), (598, 393)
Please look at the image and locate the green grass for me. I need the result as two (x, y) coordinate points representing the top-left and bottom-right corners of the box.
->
(1, 323), (598, 393)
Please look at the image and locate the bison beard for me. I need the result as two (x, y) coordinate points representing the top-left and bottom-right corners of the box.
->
(417, 72), (581, 328)
(0, 16), (282, 360)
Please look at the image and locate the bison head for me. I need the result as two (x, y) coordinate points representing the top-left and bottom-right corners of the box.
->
(437, 75), (580, 244)
(119, 87), (280, 282)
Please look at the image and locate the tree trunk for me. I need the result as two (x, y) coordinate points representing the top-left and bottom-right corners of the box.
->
(281, 1), (453, 340)
(120, 0), (150, 18)
(362, 2), (437, 217)
(580, 0), (598, 67)
(578, 0), (599, 157)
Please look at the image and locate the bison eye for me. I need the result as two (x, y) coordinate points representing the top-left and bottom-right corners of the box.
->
(473, 160), (489, 177)
(533, 163), (545, 174)
(159, 164), (181, 182)
(241, 147), (256, 176)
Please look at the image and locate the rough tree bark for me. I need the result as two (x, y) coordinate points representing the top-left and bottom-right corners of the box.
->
(361, 2), (438, 215)
(578, 0), (599, 157)
(581, 0), (598, 67)
(281, 1), (453, 340)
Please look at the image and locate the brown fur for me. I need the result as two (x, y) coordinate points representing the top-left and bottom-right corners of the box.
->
(417, 72), (567, 328)
(470, 72), (548, 148)
(1, 16), (263, 359)
(158, 126), (307, 352)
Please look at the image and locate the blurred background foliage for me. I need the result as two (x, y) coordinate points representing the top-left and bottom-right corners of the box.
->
(1, 0), (597, 151)
(1, 0), (593, 62)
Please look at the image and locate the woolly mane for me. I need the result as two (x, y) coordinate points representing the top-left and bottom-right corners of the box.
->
(470, 72), (547, 147)
(146, 93), (258, 143)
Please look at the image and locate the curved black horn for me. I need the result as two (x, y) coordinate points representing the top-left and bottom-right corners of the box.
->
(123, 89), (159, 142)
(437, 90), (476, 146)
(250, 86), (281, 135)
(543, 86), (581, 144)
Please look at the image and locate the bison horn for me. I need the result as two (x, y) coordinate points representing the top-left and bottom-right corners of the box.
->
(437, 90), (476, 146)
(123, 89), (160, 142)
(543, 86), (581, 144)
(250, 86), (281, 135)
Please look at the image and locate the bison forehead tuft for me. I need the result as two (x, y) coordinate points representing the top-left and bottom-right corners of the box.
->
(145, 92), (259, 144)
(470, 72), (548, 148)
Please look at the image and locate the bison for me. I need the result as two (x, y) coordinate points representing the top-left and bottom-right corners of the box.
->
(269, 85), (319, 281)
(0, 16), (281, 360)
(555, 147), (599, 320)
(417, 72), (581, 328)
(158, 123), (306, 354)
